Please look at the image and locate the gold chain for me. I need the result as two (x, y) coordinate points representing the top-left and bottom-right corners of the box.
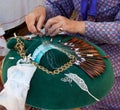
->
(14, 37), (76, 75)
(14, 37), (26, 58)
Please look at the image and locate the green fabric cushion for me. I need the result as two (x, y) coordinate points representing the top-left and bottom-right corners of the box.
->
(2, 35), (114, 109)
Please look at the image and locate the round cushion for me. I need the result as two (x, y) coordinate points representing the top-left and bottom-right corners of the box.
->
(2, 35), (114, 109)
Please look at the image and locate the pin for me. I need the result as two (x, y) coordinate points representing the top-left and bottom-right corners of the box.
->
(9, 57), (15, 60)
(50, 37), (53, 42)
(63, 42), (68, 45)
(58, 39), (62, 43)
(14, 33), (17, 38)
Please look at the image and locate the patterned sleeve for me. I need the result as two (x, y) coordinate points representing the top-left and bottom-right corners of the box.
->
(85, 11), (120, 44)
(44, 0), (74, 20)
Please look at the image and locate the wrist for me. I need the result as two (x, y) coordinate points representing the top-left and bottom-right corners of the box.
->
(76, 21), (85, 35)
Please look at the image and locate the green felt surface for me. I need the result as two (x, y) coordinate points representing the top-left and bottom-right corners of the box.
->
(2, 35), (114, 109)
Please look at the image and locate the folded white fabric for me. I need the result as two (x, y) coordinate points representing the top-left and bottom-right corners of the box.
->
(0, 61), (37, 110)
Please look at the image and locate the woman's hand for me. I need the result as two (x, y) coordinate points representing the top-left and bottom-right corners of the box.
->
(25, 6), (46, 36)
(45, 15), (85, 36)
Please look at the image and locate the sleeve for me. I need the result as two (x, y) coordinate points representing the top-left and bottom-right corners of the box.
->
(0, 27), (8, 56)
(44, 0), (74, 20)
(0, 25), (5, 36)
(85, 10), (120, 44)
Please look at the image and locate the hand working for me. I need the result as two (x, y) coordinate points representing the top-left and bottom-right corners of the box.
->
(25, 6), (85, 37)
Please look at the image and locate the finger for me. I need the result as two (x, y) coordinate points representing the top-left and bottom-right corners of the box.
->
(50, 28), (61, 37)
(25, 14), (38, 34)
(36, 15), (45, 32)
(45, 17), (58, 32)
(36, 16), (46, 36)
(46, 23), (62, 36)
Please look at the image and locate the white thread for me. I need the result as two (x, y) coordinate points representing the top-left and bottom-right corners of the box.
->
(65, 73), (100, 101)
(61, 76), (73, 84)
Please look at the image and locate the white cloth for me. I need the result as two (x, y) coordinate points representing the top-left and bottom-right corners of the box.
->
(0, 63), (37, 110)
(0, 0), (44, 31)
(0, 35), (8, 56)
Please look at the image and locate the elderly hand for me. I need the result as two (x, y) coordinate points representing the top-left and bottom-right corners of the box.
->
(26, 7), (85, 37)
(45, 15), (85, 36)
(25, 6), (46, 36)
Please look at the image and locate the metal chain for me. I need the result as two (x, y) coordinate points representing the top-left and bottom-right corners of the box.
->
(14, 37), (26, 58)
(14, 37), (76, 75)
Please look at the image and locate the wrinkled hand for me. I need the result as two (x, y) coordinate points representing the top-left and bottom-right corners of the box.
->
(25, 7), (85, 37)
(25, 6), (46, 36)
(45, 15), (85, 36)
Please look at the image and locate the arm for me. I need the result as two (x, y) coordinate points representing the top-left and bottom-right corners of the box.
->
(84, 10), (120, 44)
(25, 0), (74, 35)
(45, 0), (74, 20)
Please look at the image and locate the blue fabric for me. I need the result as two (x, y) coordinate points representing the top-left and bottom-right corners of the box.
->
(81, 0), (97, 20)
(32, 43), (58, 63)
